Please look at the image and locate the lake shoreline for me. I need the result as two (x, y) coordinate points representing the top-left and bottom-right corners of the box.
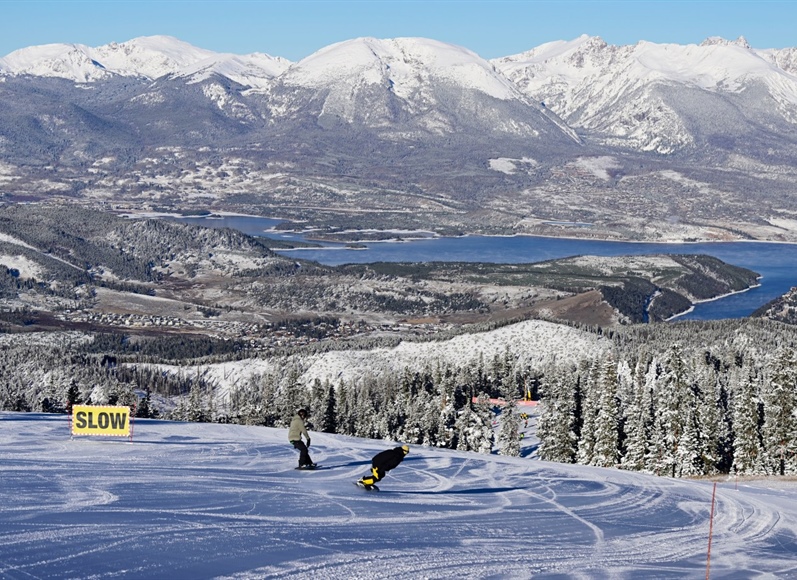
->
(667, 281), (764, 321)
(127, 209), (797, 247)
(144, 212), (797, 321)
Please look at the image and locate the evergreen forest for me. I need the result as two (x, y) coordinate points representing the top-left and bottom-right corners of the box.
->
(2, 317), (797, 478)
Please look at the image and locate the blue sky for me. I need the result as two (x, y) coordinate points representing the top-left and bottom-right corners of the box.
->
(2, 1), (795, 60)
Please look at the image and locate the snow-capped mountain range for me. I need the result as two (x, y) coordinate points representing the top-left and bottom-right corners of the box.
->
(2, 34), (797, 242)
(5, 34), (796, 103)
(3, 33), (796, 146)
(494, 35), (797, 153)
(0, 36), (289, 84)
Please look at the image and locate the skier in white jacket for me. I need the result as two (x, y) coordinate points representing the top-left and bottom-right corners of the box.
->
(288, 408), (315, 469)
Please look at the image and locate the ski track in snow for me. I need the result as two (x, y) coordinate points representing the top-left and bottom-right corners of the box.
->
(1, 413), (797, 579)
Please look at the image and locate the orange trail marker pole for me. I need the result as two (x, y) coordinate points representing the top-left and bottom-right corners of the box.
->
(706, 481), (717, 580)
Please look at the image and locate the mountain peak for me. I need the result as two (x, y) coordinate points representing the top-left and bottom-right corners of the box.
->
(283, 36), (519, 101)
(1, 35), (229, 81)
(90, 36), (217, 79)
(1, 42), (111, 82)
(492, 33), (797, 154)
(176, 52), (292, 87)
(700, 36), (751, 49)
(492, 35), (608, 66)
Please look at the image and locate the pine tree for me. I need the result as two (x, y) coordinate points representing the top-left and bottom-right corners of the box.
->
(676, 393), (703, 476)
(576, 360), (600, 465)
(136, 388), (157, 418)
(497, 399), (521, 457)
(455, 404), (475, 452)
(277, 363), (306, 425)
(473, 394), (495, 454)
(335, 379), (357, 436)
(648, 345), (690, 477)
(401, 390), (430, 444)
(434, 372), (459, 448)
(714, 378), (735, 474)
(621, 355), (655, 472)
(66, 379), (81, 412)
(761, 348), (797, 475)
(187, 384), (210, 423)
(353, 380), (378, 439)
(731, 365), (762, 475)
(455, 393), (494, 454)
(592, 354), (620, 468)
(537, 366), (577, 463)
(421, 391), (443, 447)
(307, 376), (341, 433)
(695, 363), (722, 475)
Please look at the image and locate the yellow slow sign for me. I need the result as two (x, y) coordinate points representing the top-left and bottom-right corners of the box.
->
(71, 405), (131, 437)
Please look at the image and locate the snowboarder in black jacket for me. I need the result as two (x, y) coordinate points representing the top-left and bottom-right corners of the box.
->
(357, 445), (409, 490)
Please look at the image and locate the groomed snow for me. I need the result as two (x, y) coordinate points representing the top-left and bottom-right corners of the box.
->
(2, 412), (797, 579)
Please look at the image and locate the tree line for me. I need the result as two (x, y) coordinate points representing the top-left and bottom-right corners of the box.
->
(2, 317), (797, 476)
(152, 317), (797, 474)
(537, 343), (797, 476)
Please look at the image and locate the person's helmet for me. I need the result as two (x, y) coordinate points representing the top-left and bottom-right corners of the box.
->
(297, 408), (308, 418)
(401, 445), (409, 454)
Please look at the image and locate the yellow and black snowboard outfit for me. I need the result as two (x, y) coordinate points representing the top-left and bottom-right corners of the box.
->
(358, 445), (409, 489)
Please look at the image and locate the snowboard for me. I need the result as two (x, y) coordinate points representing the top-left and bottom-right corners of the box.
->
(354, 481), (380, 491)
(295, 464), (320, 470)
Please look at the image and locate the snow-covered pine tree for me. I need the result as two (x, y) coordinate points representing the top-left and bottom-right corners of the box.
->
(353, 378), (379, 439)
(315, 380), (338, 434)
(206, 385), (217, 423)
(401, 389), (430, 444)
(714, 377), (735, 474)
(621, 354), (655, 471)
(473, 393), (495, 454)
(383, 383), (409, 441)
(761, 348), (797, 475)
(497, 399), (521, 457)
(135, 388), (156, 418)
(694, 361), (722, 475)
(421, 391), (444, 447)
(731, 365), (763, 475)
(187, 383), (211, 422)
(592, 353), (620, 468)
(335, 379), (357, 436)
(433, 371), (460, 448)
(257, 374), (280, 426)
(675, 386), (703, 477)
(788, 409), (797, 475)
(171, 395), (189, 422)
(537, 366), (577, 463)
(66, 379), (82, 410)
(454, 404), (475, 452)
(277, 364), (307, 426)
(614, 356), (634, 450)
(454, 392), (494, 454)
(576, 359), (601, 465)
(648, 345), (690, 477)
